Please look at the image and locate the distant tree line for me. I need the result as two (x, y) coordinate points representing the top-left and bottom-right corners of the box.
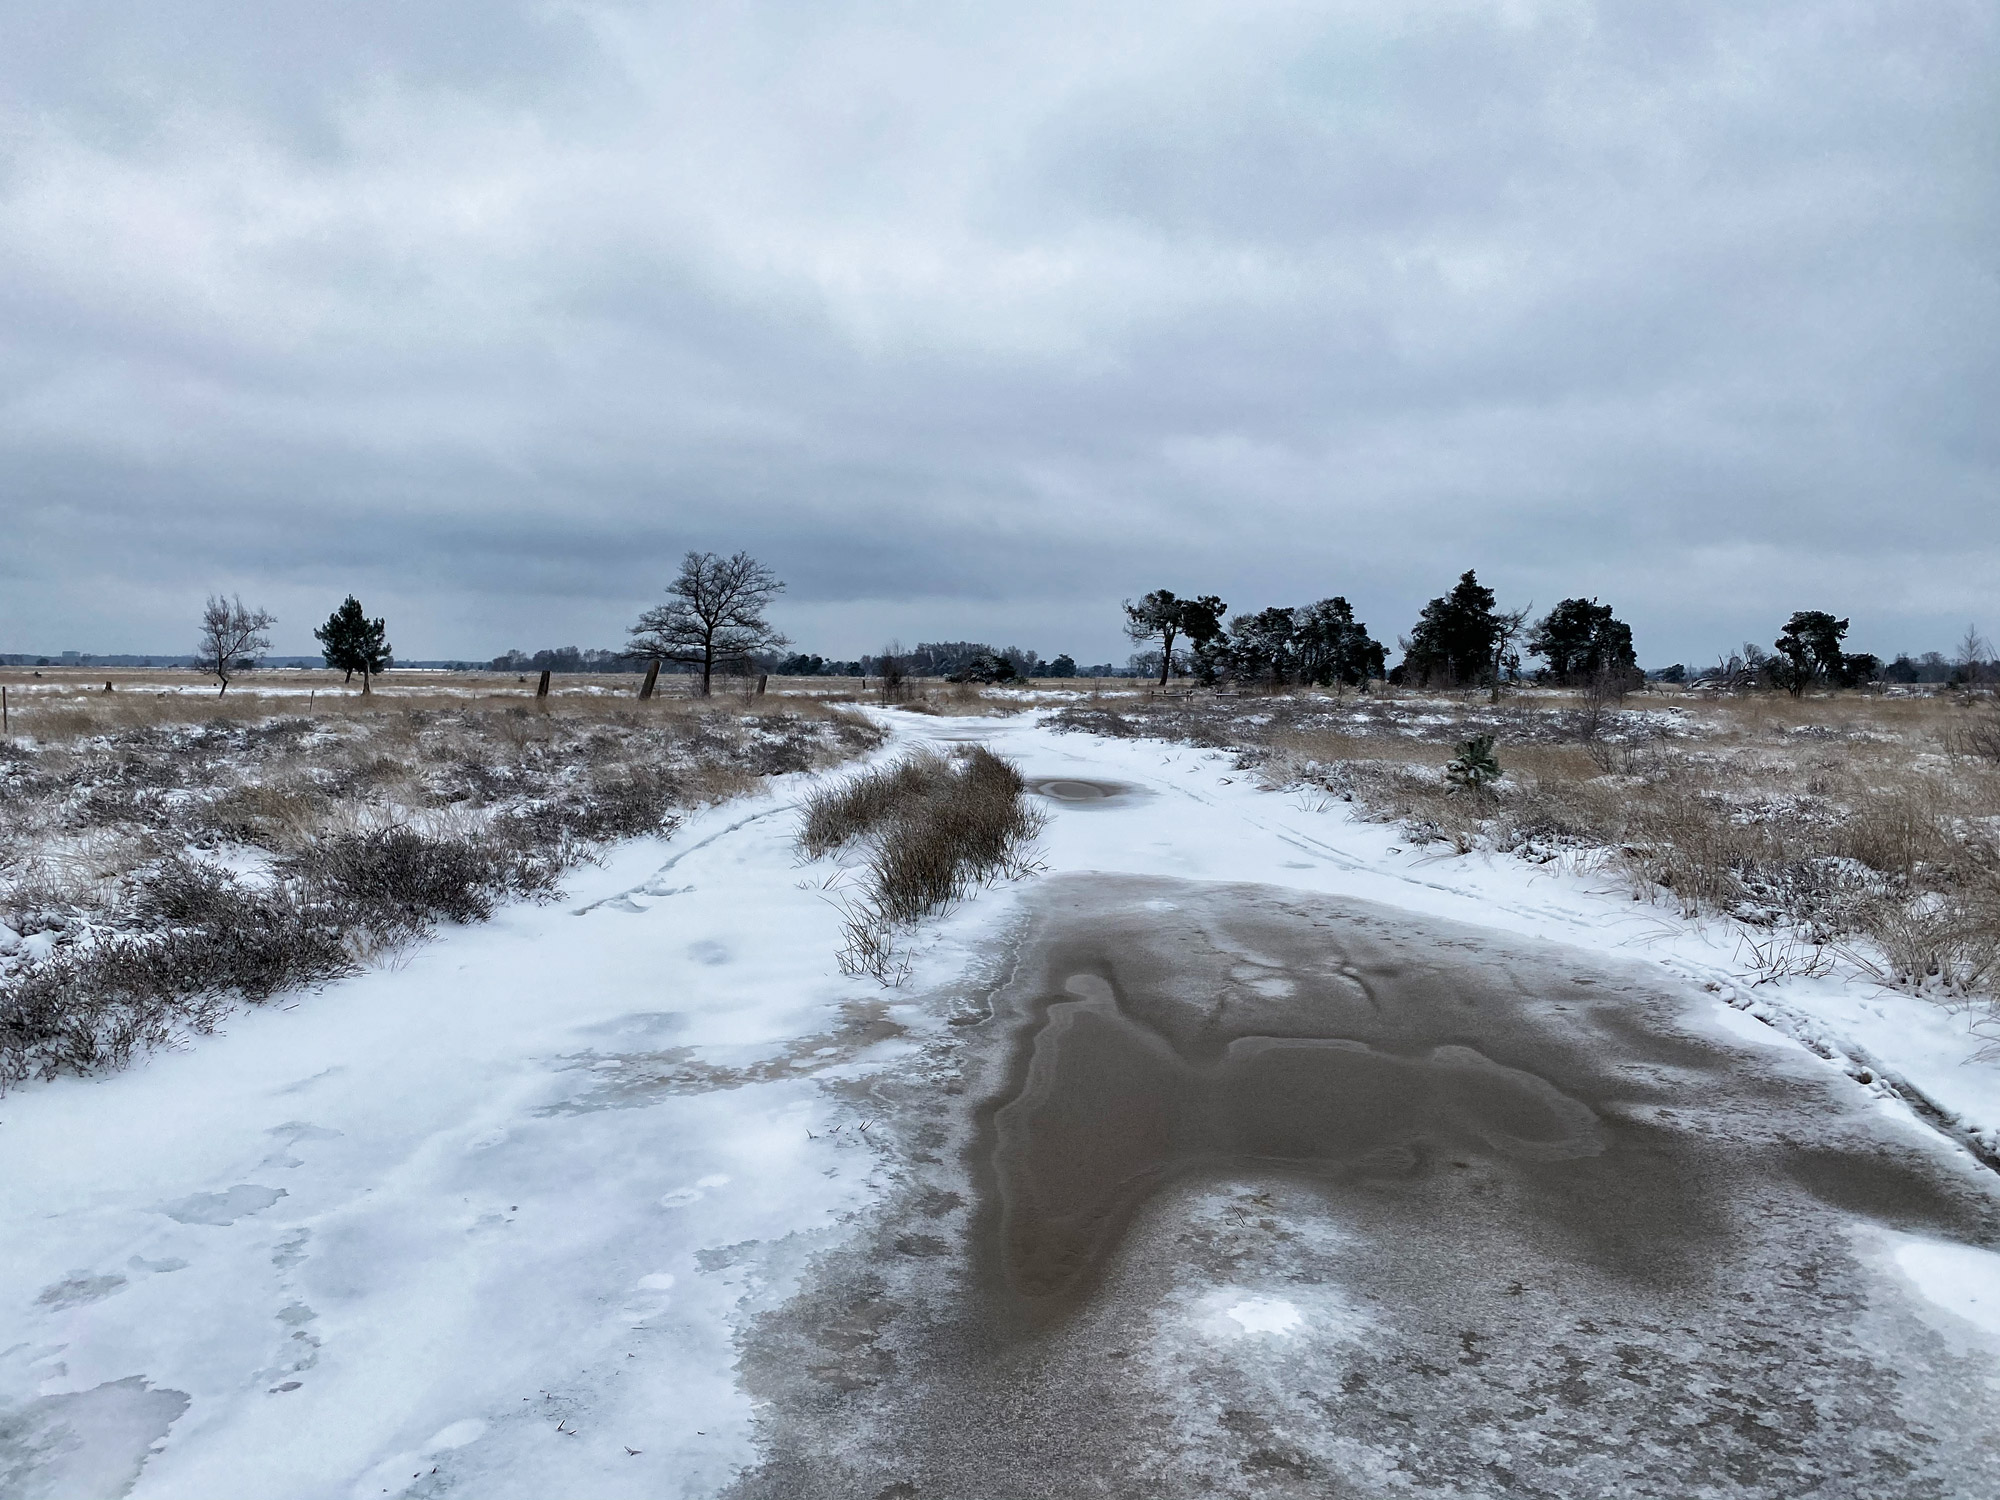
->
(775, 643), (1102, 681)
(137, 558), (1989, 701)
(1122, 587), (1393, 692)
(1117, 570), (1990, 697)
(619, 554), (1116, 694)
(1882, 651), (1976, 685)
(491, 647), (648, 675)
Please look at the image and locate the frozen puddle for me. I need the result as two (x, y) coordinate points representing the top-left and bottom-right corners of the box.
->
(0, 1378), (189, 1500)
(990, 963), (1602, 1307)
(729, 873), (2000, 1499)
(1025, 776), (1144, 808)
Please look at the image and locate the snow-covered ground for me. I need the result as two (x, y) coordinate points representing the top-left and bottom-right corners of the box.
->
(4, 711), (1998, 1497)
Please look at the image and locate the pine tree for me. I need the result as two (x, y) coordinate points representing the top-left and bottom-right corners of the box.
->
(1445, 734), (1502, 794)
(1123, 591), (1228, 686)
(1771, 611), (1873, 696)
(1293, 597), (1387, 689)
(1226, 606), (1299, 687)
(314, 596), (393, 694)
(1527, 598), (1638, 685)
(1401, 571), (1501, 688)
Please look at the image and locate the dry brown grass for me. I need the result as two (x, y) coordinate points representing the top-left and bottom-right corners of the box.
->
(1056, 685), (2000, 1014)
(0, 682), (884, 1085)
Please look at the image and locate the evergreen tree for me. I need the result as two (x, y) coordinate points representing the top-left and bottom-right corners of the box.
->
(908, 642), (997, 677)
(1124, 590), (1228, 686)
(1227, 606), (1299, 687)
(313, 596), (393, 693)
(1527, 598), (1638, 685)
(1400, 570), (1501, 687)
(1293, 597), (1387, 688)
(1771, 611), (1875, 695)
(1445, 734), (1502, 794)
(948, 653), (1017, 684)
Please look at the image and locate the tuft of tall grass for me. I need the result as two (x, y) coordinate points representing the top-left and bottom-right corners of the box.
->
(798, 746), (1046, 980)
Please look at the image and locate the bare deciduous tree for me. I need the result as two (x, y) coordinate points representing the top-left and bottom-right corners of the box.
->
(877, 641), (909, 705)
(1958, 624), (1992, 688)
(196, 595), (276, 696)
(627, 551), (788, 696)
(1488, 604), (1533, 705)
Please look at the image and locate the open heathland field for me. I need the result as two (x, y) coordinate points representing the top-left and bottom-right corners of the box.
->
(4, 679), (2000, 1499)
(0, 672), (881, 1085)
(1052, 682), (2000, 1033)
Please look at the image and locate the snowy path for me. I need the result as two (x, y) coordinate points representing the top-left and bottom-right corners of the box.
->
(4, 712), (2000, 1497)
(1, 777), (914, 1499)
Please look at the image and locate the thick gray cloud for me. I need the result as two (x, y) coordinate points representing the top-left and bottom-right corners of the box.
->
(3, 0), (1994, 666)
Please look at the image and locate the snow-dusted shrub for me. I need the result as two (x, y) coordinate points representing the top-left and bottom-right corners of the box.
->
(868, 747), (1043, 924)
(2, 863), (355, 1084)
(800, 750), (957, 858)
(1855, 889), (2000, 1001)
(285, 828), (548, 930)
(1946, 702), (2000, 764)
(1444, 735), (1501, 794)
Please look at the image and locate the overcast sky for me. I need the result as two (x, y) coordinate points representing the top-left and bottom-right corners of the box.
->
(3, 0), (1994, 668)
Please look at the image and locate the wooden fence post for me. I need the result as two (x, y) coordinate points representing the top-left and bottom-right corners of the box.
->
(2, 685), (7, 733)
(640, 661), (660, 700)
(536, 669), (551, 699)
(756, 672), (768, 697)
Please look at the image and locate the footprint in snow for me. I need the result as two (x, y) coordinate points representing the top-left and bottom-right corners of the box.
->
(659, 1174), (731, 1208)
(158, 1185), (287, 1226)
(37, 1271), (129, 1309)
(623, 1271), (679, 1321)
